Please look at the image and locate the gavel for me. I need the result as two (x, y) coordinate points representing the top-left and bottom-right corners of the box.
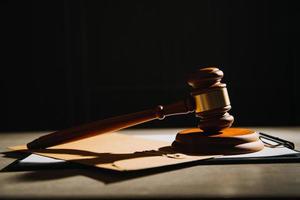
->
(27, 67), (263, 154)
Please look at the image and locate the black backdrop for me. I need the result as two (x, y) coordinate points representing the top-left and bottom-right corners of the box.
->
(1, 0), (300, 131)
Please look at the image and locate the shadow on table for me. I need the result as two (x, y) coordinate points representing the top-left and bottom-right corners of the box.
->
(0, 148), (206, 184)
(1, 162), (206, 184)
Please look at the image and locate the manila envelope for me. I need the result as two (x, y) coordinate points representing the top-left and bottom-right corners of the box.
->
(10, 133), (215, 171)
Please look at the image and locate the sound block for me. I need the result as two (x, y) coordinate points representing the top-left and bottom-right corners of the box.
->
(172, 128), (264, 155)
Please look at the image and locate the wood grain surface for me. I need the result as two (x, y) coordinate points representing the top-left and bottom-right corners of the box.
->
(1, 127), (300, 199)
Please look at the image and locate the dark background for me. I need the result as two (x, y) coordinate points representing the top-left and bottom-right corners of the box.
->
(1, 0), (300, 131)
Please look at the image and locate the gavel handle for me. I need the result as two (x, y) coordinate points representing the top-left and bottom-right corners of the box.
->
(27, 98), (195, 149)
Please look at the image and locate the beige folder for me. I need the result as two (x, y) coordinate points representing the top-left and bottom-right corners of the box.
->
(10, 133), (215, 171)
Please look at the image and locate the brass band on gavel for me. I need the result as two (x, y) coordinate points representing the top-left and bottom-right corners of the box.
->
(192, 86), (230, 113)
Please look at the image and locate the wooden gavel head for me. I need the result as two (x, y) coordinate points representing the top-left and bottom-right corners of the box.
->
(187, 67), (234, 132)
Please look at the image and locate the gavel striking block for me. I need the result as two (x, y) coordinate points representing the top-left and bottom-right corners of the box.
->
(27, 67), (264, 155)
(171, 67), (263, 155)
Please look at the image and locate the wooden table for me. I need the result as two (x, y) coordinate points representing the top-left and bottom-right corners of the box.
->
(1, 127), (300, 199)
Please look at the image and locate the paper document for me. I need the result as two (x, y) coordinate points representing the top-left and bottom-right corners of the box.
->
(10, 133), (215, 171)
(15, 132), (299, 170)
